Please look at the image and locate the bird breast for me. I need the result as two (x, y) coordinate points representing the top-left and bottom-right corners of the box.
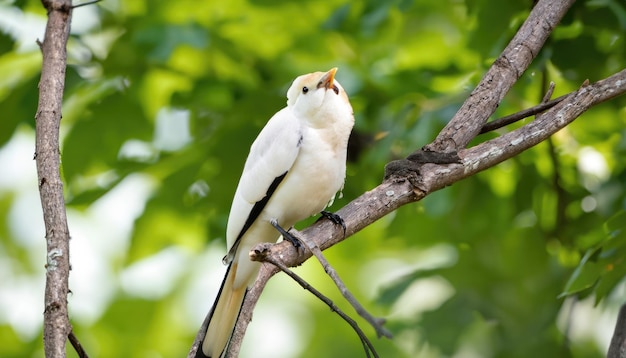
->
(260, 126), (347, 228)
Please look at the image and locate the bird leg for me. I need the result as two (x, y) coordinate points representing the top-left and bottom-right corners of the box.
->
(320, 211), (346, 237)
(270, 218), (303, 251)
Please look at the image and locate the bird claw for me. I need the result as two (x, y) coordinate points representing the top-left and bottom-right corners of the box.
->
(320, 211), (346, 237)
(270, 219), (304, 252)
(282, 231), (304, 251)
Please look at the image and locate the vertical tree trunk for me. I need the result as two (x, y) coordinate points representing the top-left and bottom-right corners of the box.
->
(35, 1), (73, 356)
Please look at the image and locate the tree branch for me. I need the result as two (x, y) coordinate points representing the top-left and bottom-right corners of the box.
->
(240, 0), (595, 278)
(202, 0), (625, 354)
(426, 0), (575, 152)
(251, 72), (622, 259)
(252, 247), (380, 358)
(479, 93), (566, 134)
(220, 0), (626, 352)
(608, 303), (626, 358)
(298, 231), (391, 339)
(72, 0), (101, 9)
(226, 260), (278, 358)
(233, 66), (626, 358)
(35, 0), (73, 357)
(68, 330), (89, 358)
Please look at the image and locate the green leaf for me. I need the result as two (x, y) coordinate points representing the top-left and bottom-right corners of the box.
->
(559, 249), (602, 298)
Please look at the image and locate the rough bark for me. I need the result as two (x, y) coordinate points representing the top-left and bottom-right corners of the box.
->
(35, 0), (73, 357)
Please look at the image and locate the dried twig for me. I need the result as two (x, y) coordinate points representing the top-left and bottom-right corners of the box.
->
(542, 81), (556, 103)
(269, 221), (391, 340)
(72, 0), (101, 9)
(480, 90), (564, 134)
(252, 248), (379, 358)
(298, 230), (392, 339)
(68, 330), (89, 358)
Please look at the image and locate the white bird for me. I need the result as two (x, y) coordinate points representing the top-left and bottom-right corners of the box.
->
(197, 68), (355, 358)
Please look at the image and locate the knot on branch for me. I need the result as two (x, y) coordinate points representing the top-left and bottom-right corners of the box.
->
(249, 242), (275, 262)
(44, 300), (63, 314)
(41, 0), (73, 14)
(249, 239), (310, 268)
(384, 147), (461, 185)
(494, 54), (521, 79)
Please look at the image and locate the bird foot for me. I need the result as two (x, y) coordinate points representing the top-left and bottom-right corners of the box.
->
(320, 211), (346, 237)
(270, 219), (303, 252)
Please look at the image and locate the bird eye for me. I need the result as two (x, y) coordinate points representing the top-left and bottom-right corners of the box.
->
(332, 85), (339, 95)
(302, 86), (309, 94)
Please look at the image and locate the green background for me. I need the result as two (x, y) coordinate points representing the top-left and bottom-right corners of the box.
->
(0, 0), (625, 357)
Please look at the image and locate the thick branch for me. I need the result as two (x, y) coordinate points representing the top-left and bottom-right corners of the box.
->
(260, 69), (626, 269)
(214, 0), (621, 352)
(426, 0), (575, 152)
(226, 67), (626, 358)
(35, 0), (73, 357)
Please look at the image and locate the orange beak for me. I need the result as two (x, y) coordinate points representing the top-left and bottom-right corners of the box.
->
(318, 67), (338, 90)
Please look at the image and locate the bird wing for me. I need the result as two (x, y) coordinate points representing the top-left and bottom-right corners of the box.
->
(223, 107), (302, 262)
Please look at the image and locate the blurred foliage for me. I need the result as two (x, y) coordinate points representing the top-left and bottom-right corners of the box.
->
(0, 0), (625, 357)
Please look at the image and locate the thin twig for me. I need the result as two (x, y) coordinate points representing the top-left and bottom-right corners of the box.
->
(479, 94), (566, 134)
(542, 81), (556, 103)
(299, 233), (392, 339)
(258, 251), (378, 358)
(270, 221), (390, 339)
(68, 330), (89, 358)
(72, 0), (101, 9)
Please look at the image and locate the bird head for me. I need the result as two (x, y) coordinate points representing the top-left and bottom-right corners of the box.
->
(286, 68), (353, 128)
